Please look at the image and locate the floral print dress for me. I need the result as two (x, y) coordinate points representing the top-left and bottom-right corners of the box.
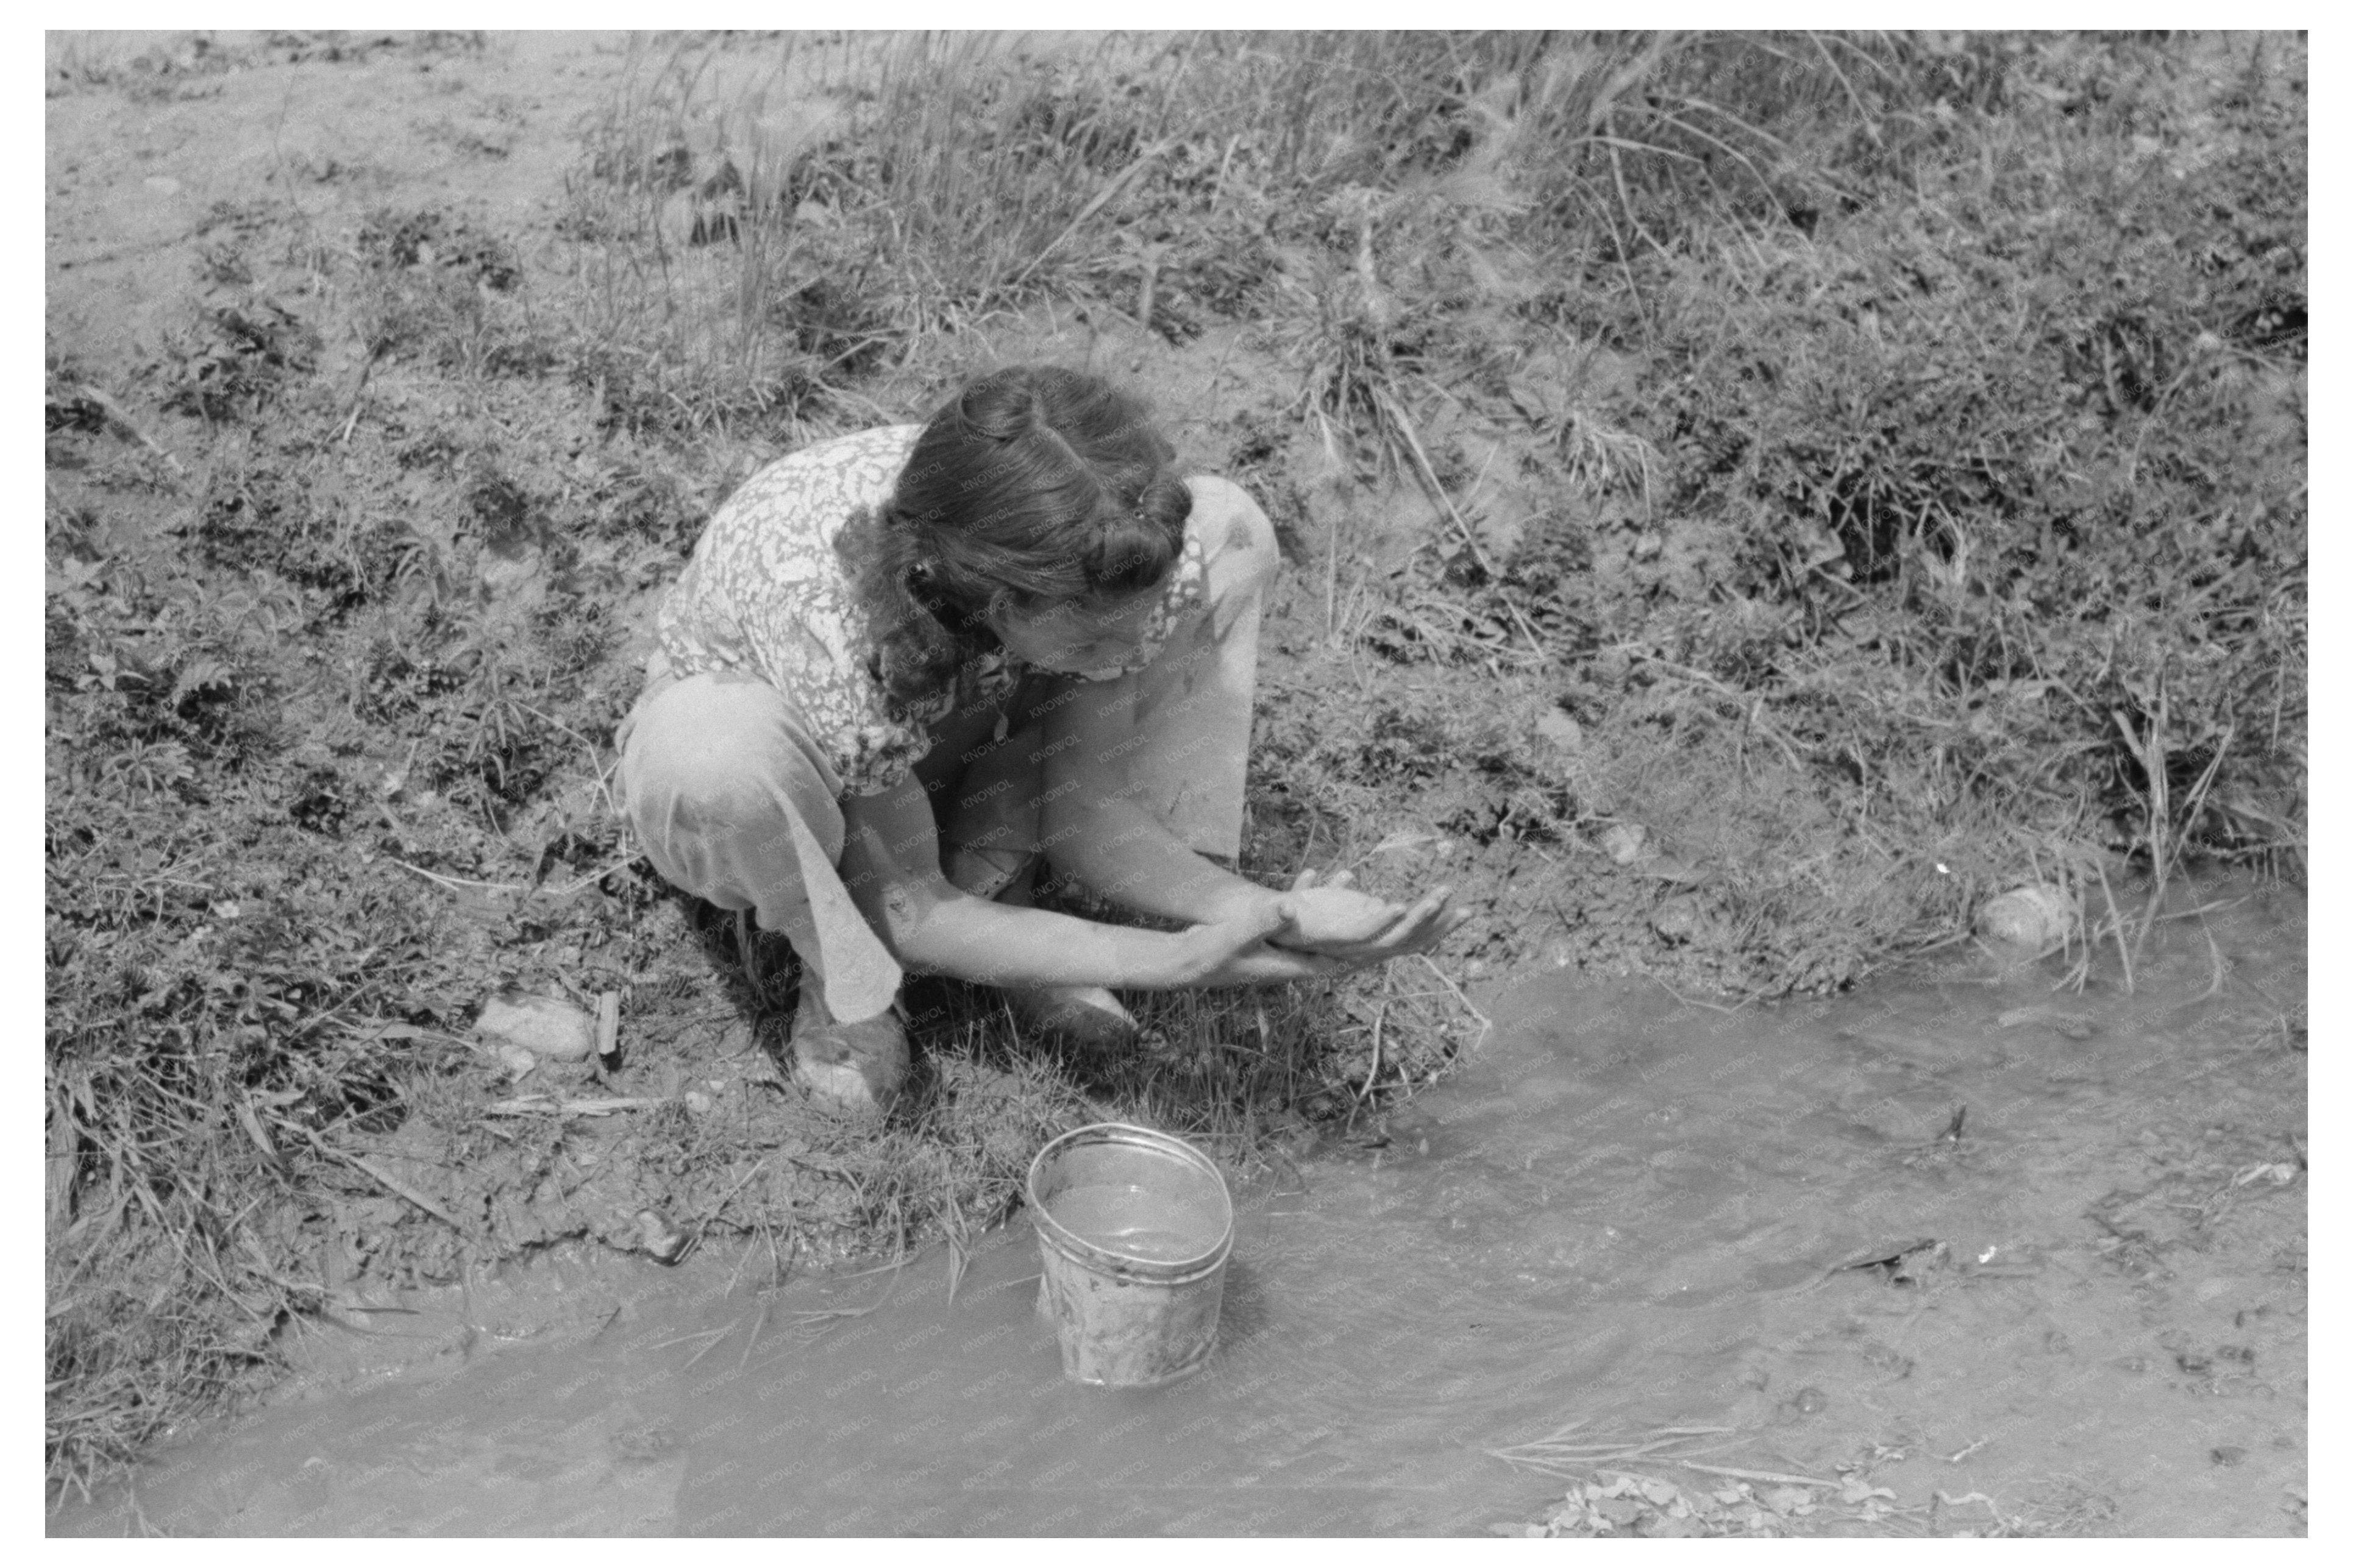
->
(653, 425), (1208, 797)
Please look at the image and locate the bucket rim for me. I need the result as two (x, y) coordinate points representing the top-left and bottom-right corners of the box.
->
(1025, 1121), (1234, 1274)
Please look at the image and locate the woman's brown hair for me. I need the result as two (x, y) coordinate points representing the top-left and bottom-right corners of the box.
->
(838, 364), (1192, 712)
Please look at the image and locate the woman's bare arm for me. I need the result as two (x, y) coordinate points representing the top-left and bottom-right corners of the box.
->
(835, 772), (1344, 991)
(1032, 670), (1465, 958)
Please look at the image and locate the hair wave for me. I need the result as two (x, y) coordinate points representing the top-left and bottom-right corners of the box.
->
(836, 364), (1192, 713)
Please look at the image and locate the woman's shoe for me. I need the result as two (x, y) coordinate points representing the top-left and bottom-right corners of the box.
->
(791, 987), (909, 1116)
(1003, 984), (1140, 1051)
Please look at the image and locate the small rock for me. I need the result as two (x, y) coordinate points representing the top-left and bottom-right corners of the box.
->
(478, 547), (545, 603)
(634, 1208), (696, 1265)
(1600, 822), (1648, 864)
(1651, 895), (1703, 943)
(475, 988), (597, 1062)
(496, 1044), (537, 1079)
(1534, 709), (1584, 753)
(682, 1090), (714, 1117)
(612, 1425), (678, 1462)
(1976, 884), (2078, 949)
(2210, 1446), (2248, 1467)
(1793, 1386), (1829, 1415)
(1632, 531), (1664, 562)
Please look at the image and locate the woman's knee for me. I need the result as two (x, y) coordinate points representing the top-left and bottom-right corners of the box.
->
(1187, 474), (1281, 601)
(617, 672), (844, 860)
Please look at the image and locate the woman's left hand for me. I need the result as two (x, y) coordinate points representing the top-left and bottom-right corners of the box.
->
(1265, 867), (1467, 959)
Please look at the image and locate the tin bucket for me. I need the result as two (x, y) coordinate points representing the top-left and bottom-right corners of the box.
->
(1027, 1123), (1235, 1388)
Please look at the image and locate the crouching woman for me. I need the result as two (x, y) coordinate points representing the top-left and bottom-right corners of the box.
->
(616, 365), (1466, 1113)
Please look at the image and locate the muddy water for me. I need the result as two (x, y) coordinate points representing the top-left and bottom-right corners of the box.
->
(55, 884), (2305, 1536)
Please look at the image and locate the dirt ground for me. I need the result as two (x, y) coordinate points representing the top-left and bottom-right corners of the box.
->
(44, 30), (2306, 1528)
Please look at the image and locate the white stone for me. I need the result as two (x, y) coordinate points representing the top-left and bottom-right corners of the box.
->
(1535, 710), (1584, 753)
(1600, 823), (1648, 864)
(1651, 895), (1703, 942)
(1974, 884), (2078, 949)
(475, 989), (597, 1061)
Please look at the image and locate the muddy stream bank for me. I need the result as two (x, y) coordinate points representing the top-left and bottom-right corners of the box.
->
(55, 881), (2305, 1537)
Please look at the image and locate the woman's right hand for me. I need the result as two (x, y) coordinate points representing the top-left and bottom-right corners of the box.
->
(1264, 866), (1470, 960)
(1156, 895), (1334, 988)
(1163, 891), (1458, 988)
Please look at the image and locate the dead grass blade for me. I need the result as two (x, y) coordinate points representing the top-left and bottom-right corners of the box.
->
(485, 1095), (675, 1118)
(1488, 1420), (1743, 1478)
(298, 1127), (468, 1236)
(1672, 1459), (1844, 1489)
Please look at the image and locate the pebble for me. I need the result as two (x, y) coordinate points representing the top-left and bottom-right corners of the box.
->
(1534, 709), (1584, 753)
(634, 1208), (696, 1265)
(1976, 884), (2077, 948)
(1793, 1386), (1829, 1415)
(1651, 895), (1703, 943)
(478, 549), (544, 602)
(1600, 823), (1648, 864)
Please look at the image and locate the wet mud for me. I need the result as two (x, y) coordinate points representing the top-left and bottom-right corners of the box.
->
(54, 880), (2304, 1536)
